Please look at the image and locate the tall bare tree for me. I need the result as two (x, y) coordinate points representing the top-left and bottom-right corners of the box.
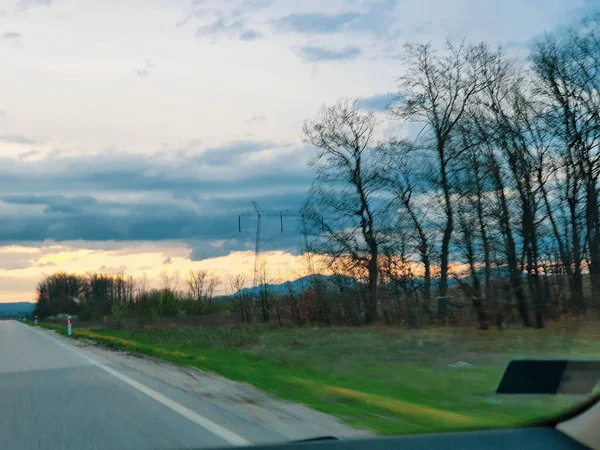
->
(390, 41), (498, 322)
(531, 16), (600, 309)
(187, 269), (221, 303)
(302, 99), (387, 323)
(382, 140), (435, 320)
(230, 274), (252, 324)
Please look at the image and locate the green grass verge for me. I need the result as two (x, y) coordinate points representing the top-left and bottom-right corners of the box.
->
(37, 321), (599, 435)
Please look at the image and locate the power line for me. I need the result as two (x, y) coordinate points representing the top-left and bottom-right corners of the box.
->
(192, 230), (250, 262)
(238, 202), (300, 287)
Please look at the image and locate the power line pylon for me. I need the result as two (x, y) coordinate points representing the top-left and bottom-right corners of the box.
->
(238, 202), (299, 286)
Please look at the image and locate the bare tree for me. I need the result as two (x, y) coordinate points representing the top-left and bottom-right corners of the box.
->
(381, 140), (435, 321)
(230, 274), (252, 324)
(531, 16), (600, 310)
(186, 269), (221, 303)
(256, 258), (271, 322)
(136, 273), (149, 300)
(485, 145), (531, 327)
(390, 41), (498, 322)
(159, 269), (179, 292)
(187, 269), (206, 301)
(302, 98), (388, 323)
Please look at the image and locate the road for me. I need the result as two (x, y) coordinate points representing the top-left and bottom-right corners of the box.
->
(0, 320), (258, 450)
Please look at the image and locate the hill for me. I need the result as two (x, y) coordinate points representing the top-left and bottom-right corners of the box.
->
(234, 266), (518, 299)
(0, 302), (35, 317)
(235, 274), (357, 298)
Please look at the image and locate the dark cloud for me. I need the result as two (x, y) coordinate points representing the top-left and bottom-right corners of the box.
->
(162, 256), (172, 265)
(296, 45), (361, 62)
(239, 29), (262, 41)
(273, 12), (360, 34)
(1, 194), (98, 215)
(356, 93), (391, 112)
(2, 32), (21, 39)
(0, 135), (35, 145)
(0, 142), (312, 256)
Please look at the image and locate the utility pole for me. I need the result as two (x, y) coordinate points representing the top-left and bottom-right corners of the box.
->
(238, 202), (299, 286)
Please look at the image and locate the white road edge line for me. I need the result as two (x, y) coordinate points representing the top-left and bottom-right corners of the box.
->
(25, 324), (252, 447)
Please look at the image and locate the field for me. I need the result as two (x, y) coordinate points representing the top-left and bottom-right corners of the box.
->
(40, 320), (600, 435)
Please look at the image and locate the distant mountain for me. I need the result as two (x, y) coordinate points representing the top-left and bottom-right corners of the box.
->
(0, 302), (35, 317)
(234, 266), (517, 299)
(235, 274), (357, 298)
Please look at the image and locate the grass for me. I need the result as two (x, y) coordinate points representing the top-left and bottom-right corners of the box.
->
(38, 320), (600, 435)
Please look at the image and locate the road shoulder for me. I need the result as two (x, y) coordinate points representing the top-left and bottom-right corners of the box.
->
(38, 326), (371, 443)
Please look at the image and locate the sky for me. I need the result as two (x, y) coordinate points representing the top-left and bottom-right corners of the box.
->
(0, 0), (597, 303)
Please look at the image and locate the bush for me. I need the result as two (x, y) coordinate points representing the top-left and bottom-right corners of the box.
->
(157, 289), (178, 317)
(110, 302), (129, 317)
(181, 300), (205, 316)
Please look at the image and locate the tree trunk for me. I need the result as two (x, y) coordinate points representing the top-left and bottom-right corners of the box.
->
(531, 228), (544, 329)
(365, 250), (378, 323)
(489, 153), (531, 327)
(438, 152), (453, 323)
(569, 195), (584, 314)
(423, 253), (432, 322)
(586, 181), (600, 309)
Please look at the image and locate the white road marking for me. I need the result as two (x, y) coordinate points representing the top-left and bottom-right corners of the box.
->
(25, 323), (252, 447)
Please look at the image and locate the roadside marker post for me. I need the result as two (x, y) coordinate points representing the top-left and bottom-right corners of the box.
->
(34, 315), (38, 325)
(67, 316), (72, 336)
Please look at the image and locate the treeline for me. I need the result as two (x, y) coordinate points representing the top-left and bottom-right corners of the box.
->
(301, 15), (600, 329)
(34, 270), (223, 323)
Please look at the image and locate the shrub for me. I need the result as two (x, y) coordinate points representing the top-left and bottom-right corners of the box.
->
(157, 289), (178, 317)
(110, 302), (129, 317)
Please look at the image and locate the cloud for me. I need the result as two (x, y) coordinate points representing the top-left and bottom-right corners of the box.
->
(136, 59), (154, 78)
(239, 29), (262, 41)
(36, 261), (57, 268)
(195, 18), (244, 38)
(186, 138), (203, 148)
(17, 0), (53, 9)
(0, 135), (35, 145)
(0, 31), (24, 48)
(246, 115), (266, 123)
(296, 45), (361, 62)
(273, 12), (360, 34)
(356, 93), (391, 112)
(1, 194), (98, 214)
(163, 256), (172, 265)
(179, 0), (270, 37)
(0, 143), (311, 255)
(272, 1), (398, 36)
(240, 0), (272, 11)
(2, 32), (21, 39)
(349, 0), (398, 35)
(194, 140), (276, 165)
(18, 150), (40, 160)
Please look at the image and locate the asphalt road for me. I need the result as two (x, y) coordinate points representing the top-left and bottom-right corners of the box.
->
(0, 320), (256, 450)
